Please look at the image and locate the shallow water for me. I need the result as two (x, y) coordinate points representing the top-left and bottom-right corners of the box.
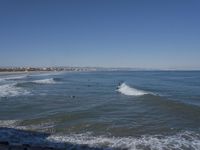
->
(0, 71), (200, 149)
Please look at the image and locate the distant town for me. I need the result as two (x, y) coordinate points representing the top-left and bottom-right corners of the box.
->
(0, 67), (195, 72)
(0, 67), (98, 72)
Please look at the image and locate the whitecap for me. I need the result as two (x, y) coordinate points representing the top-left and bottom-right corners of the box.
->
(0, 75), (27, 81)
(21, 122), (55, 131)
(32, 78), (56, 84)
(0, 83), (30, 98)
(0, 120), (19, 128)
(0, 129), (199, 149)
(117, 83), (148, 96)
(47, 131), (200, 150)
(0, 75), (27, 83)
(30, 72), (63, 77)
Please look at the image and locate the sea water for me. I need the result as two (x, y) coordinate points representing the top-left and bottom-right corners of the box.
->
(0, 71), (200, 149)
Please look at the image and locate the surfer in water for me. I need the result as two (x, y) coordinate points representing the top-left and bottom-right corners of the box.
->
(116, 81), (123, 90)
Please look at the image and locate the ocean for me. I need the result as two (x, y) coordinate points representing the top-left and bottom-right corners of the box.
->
(0, 71), (200, 150)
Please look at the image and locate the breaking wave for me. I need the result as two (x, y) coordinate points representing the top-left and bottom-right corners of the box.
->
(29, 72), (63, 77)
(0, 120), (20, 128)
(0, 128), (199, 150)
(32, 78), (56, 84)
(0, 83), (30, 98)
(0, 119), (55, 131)
(0, 75), (27, 81)
(117, 83), (149, 96)
(47, 131), (200, 150)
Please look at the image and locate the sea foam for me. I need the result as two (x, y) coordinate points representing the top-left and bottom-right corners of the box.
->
(0, 83), (30, 98)
(0, 128), (199, 149)
(117, 83), (148, 96)
(0, 120), (18, 127)
(32, 78), (56, 84)
(0, 75), (27, 82)
(5, 75), (27, 80)
(47, 131), (200, 150)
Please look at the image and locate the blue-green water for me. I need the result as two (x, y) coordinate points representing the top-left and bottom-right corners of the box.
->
(0, 71), (200, 149)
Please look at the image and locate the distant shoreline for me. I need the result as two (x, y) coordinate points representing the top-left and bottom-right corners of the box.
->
(0, 67), (200, 73)
(0, 67), (97, 73)
(0, 71), (58, 75)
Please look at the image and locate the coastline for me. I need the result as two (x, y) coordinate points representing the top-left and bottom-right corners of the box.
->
(0, 71), (59, 75)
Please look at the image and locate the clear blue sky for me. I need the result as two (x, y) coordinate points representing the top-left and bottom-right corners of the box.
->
(0, 0), (200, 69)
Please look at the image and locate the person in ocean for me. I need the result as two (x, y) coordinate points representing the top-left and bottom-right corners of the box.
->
(117, 81), (123, 90)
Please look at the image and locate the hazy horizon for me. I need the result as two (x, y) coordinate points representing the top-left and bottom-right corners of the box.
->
(0, 0), (200, 69)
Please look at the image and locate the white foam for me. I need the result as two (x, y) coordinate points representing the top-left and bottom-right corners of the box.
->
(47, 131), (200, 150)
(0, 120), (19, 128)
(30, 72), (63, 77)
(0, 75), (27, 81)
(0, 120), (55, 131)
(117, 83), (148, 96)
(0, 83), (30, 98)
(22, 122), (55, 131)
(32, 78), (56, 84)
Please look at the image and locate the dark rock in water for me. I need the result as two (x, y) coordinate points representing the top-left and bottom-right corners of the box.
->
(22, 144), (31, 150)
(0, 141), (9, 150)
(9, 145), (23, 150)
(30, 146), (55, 150)
(25, 146), (39, 150)
(80, 144), (89, 149)
(22, 144), (30, 147)
(0, 141), (9, 145)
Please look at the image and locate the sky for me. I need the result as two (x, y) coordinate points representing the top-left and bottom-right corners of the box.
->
(0, 0), (200, 69)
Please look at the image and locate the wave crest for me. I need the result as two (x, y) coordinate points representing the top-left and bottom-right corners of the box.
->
(32, 78), (56, 84)
(0, 120), (20, 128)
(48, 131), (200, 150)
(0, 128), (199, 149)
(117, 83), (148, 96)
(0, 84), (30, 98)
(0, 75), (27, 82)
